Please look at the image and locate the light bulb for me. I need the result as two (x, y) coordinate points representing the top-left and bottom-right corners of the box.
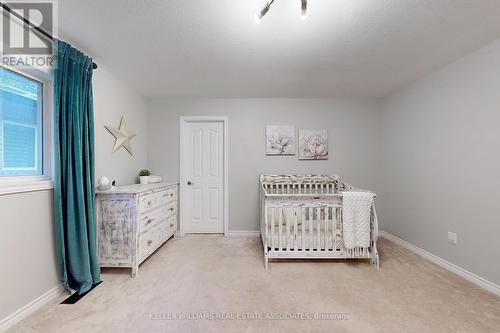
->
(300, 0), (308, 20)
(254, 2), (271, 23)
(254, 12), (262, 24)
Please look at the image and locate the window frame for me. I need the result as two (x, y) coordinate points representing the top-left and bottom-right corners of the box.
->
(0, 64), (53, 195)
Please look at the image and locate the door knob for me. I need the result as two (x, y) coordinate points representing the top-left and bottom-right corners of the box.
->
(187, 181), (192, 185)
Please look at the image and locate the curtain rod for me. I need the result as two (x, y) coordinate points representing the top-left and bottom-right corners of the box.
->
(0, 2), (98, 70)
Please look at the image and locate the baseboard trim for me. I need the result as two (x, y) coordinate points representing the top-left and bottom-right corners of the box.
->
(226, 230), (260, 237)
(0, 285), (65, 331)
(379, 231), (500, 297)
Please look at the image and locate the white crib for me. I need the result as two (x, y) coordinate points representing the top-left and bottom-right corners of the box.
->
(259, 175), (379, 269)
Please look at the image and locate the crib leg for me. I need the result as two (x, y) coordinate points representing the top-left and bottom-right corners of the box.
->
(371, 241), (380, 269)
(372, 251), (379, 269)
(264, 256), (269, 270)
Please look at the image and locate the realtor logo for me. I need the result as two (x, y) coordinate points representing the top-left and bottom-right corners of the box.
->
(1, 1), (57, 68)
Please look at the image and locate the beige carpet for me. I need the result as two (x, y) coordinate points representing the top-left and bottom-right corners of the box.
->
(8, 235), (500, 333)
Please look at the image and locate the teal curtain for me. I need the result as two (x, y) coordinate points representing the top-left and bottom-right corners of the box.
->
(53, 40), (100, 294)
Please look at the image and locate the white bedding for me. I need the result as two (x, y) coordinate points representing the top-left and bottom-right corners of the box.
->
(266, 222), (339, 250)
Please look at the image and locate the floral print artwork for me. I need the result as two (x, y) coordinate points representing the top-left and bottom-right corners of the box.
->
(299, 129), (328, 160)
(266, 125), (295, 155)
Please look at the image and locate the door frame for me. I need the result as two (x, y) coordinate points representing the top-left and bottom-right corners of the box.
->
(179, 116), (229, 236)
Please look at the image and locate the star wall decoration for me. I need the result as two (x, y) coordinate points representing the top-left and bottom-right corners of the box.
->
(105, 116), (136, 156)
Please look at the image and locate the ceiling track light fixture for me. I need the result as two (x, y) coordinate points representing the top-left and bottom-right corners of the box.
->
(254, 0), (308, 23)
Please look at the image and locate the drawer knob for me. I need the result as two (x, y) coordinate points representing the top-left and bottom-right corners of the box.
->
(148, 201), (152, 205)
(147, 240), (153, 246)
(170, 223), (174, 227)
(146, 218), (153, 225)
(170, 193), (174, 197)
(169, 208), (174, 211)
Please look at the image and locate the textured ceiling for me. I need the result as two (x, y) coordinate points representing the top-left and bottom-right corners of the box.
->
(57, 0), (500, 98)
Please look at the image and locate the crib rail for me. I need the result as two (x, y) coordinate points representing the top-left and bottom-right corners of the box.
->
(260, 174), (340, 195)
(265, 202), (343, 252)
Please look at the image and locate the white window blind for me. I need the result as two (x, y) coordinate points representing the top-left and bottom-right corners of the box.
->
(0, 67), (43, 177)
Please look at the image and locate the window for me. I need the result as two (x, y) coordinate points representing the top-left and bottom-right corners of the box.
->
(0, 66), (52, 194)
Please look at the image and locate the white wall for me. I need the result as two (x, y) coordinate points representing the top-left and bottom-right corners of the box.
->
(0, 190), (59, 321)
(148, 98), (381, 232)
(380, 38), (500, 286)
(0, 64), (149, 323)
(93, 65), (149, 186)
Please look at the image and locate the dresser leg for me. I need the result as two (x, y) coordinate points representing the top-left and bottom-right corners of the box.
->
(131, 265), (138, 278)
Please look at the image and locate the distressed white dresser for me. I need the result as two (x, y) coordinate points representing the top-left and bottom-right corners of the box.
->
(96, 182), (178, 277)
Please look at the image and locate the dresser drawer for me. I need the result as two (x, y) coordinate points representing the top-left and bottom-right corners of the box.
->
(157, 219), (173, 243)
(158, 188), (177, 206)
(138, 223), (163, 263)
(165, 201), (176, 218)
(138, 193), (156, 213)
(138, 205), (168, 234)
(138, 188), (177, 213)
(138, 217), (176, 263)
(164, 215), (176, 237)
(138, 202), (176, 234)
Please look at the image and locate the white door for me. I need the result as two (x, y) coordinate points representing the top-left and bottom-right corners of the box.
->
(181, 121), (224, 233)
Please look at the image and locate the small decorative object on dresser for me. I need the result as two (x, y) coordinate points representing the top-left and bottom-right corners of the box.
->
(148, 175), (162, 183)
(96, 182), (178, 277)
(97, 176), (111, 191)
(138, 169), (151, 184)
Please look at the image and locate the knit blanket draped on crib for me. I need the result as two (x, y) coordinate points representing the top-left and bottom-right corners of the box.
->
(342, 191), (373, 256)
